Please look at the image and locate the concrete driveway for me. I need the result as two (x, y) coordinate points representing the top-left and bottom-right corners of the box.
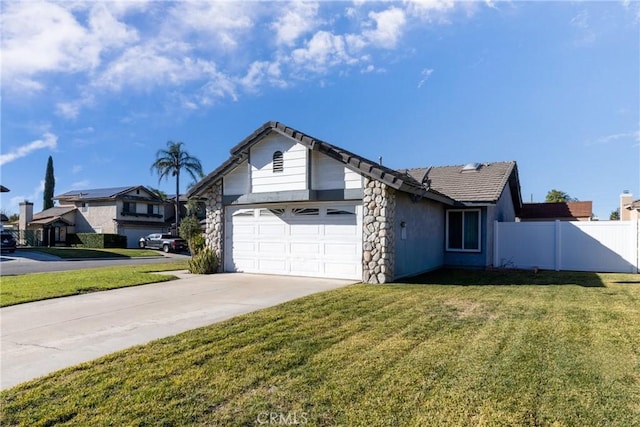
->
(0, 272), (355, 390)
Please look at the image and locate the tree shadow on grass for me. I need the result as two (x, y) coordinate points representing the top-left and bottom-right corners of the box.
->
(399, 268), (606, 288)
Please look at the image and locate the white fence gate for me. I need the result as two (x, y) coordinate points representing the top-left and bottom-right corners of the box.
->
(493, 220), (639, 273)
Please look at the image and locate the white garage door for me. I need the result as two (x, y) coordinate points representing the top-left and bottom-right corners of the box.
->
(120, 227), (164, 248)
(225, 203), (362, 279)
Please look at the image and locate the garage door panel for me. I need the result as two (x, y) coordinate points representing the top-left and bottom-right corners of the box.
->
(325, 223), (358, 236)
(325, 243), (359, 258)
(225, 204), (362, 280)
(290, 224), (321, 236)
(258, 259), (287, 271)
(231, 241), (256, 252)
(325, 262), (359, 276)
(258, 242), (286, 253)
(233, 224), (256, 235)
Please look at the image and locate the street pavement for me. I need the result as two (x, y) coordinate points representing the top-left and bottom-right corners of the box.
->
(1, 271), (355, 390)
(0, 250), (189, 276)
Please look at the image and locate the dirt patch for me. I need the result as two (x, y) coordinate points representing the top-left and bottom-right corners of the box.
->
(444, 299), (499, 320)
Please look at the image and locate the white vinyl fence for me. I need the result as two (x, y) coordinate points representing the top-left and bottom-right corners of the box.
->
(493, 220), (639, 273)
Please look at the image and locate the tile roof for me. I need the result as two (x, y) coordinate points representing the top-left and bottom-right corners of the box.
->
(519, 201), (593, 220)
(406, 162), (520, 204)
(32, 206), (77, 220)
(30, 205), (77, 226)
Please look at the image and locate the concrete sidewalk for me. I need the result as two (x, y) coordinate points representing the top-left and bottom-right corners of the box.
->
(1, 272), (355, 390)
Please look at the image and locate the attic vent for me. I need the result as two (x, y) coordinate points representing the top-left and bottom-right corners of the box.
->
(461, 162), (481, 172)
(273, 151), (284, 173)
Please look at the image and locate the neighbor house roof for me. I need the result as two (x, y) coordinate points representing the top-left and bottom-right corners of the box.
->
(625, 199), (640, 211)
(406, 162), (522, 209)
(518, 201), (593, 220)
(189, 121), (454, 204)
(29, 206), (77, 227)
(56, 186), (164, 202)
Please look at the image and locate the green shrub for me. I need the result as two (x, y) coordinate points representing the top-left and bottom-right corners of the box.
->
(190, 234), (206, 255)
(74, 233), (127, 248)
(188, 248), (218, 274)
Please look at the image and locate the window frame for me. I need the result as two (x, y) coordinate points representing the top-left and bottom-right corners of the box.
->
(446, 208), (482, 252)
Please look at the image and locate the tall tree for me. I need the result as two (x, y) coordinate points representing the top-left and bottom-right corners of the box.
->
(151, 141), (203, 232)
(609, 209), (620, 220)
(545, 189), (577, 203)
(43, 156), (55, 210)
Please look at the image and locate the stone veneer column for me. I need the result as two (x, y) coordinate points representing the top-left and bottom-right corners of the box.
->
(362, 177), (395, 284)
(204, 180), (224, 272)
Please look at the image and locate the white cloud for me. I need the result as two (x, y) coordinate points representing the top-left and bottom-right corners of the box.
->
(272, 1), (320, 46)
(72, 165), (83, 174)
(589, 130), (640, 146)
(1, 1), (138, 89)
(168, 1), (254, 50)
(239, 60), (286, 91)
(10, 180), (45, 211)
(417, 68), (434, 88)
(403, 0), (457, 21)
(364, 7), (407, 49)
(1, 0), (483, 116)
(291, 31), (358, 73)
(70, 180), (90, 190)
(0, 133), (58, 166)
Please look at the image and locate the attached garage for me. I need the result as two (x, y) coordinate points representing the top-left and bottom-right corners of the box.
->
(118, 225), (167, 248)
(225, 203), (362, 279)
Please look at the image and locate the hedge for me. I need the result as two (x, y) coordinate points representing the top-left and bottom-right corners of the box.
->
(68, 233), (127, 248)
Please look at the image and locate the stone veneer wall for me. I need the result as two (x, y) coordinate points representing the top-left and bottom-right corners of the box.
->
(204, 180), (224, 272)
(362, 177), (396, 284)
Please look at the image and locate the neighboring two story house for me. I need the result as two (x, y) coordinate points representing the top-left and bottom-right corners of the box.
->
(21, 186), (170, 248)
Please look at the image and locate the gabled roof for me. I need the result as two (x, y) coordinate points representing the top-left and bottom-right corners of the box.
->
(56, 186), (164, 202)
(188, 121), (454, 204)
(519, 201), (593, 220)
(406, 162), (522, 209)
(30, 205), (77, 226)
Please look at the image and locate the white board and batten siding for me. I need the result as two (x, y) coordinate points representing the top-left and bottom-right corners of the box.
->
(311, 151), (363, 190)
(223, 135), (363, 196)
(250, 134), (308, 193)
(494, 220), (639, 273)
(225, 203), (363, 279)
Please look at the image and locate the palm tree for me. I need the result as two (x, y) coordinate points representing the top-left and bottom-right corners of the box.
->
(151, 141), (203, 233)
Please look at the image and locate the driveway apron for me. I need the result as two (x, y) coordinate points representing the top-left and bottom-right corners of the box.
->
(0, 272), (355, 390)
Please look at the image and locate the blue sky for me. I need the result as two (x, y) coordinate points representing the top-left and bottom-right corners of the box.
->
(1, 0), (638, 220)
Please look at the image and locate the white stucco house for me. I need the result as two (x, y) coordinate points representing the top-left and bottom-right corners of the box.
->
(188, 121), (522, 283)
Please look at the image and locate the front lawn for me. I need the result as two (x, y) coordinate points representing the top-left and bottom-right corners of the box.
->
(0, 261), (189, 307)
(27, 247), (162, 258)
(1, 270), (639, 426)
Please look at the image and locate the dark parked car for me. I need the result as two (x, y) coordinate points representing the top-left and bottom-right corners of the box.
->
(139, 233), (187, 253)
(1, 231), (17, 253)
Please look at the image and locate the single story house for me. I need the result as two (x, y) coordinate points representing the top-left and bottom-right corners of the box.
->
(517, 201), (593, 222)
(188, 121), (522, 283)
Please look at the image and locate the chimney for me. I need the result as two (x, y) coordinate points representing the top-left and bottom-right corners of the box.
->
(620, 191), (632, 221)
(19, 201), (34, 245)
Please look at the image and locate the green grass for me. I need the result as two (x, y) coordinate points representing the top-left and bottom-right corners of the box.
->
(0, 261), (189, 307)
(27, 247), (162, 258)
(1, 270), (639, 426)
